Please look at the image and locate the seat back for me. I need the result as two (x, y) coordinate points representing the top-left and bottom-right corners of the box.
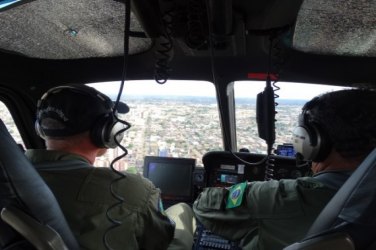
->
(284, 148), (376, 250)
(285, 232), (355, 250)
(1, 206), (68, 250)
(0, 119), (79, 250)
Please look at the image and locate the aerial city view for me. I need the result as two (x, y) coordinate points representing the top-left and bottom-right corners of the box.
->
(0, 95), (304, 175)
(93, 96), (304, 174)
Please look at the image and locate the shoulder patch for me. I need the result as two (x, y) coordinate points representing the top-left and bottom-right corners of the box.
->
(226, 182), (247, 209)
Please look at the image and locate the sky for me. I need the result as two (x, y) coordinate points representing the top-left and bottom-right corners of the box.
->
(89, 80), (349, 100)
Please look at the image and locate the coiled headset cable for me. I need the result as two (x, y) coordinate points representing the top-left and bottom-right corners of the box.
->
(103, 0), (133, 249)
(204, 0), (268, 167)
(263, 33), (283, 181)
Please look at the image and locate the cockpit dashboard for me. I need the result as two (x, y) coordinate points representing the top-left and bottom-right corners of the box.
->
(143, 151), (311, 206)
(142, 151), (311, 249)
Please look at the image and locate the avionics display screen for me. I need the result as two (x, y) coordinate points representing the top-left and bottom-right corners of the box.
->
(220, 174), (238, 184)
(143, 156), (196, 202)
(275, 144), (296, 157)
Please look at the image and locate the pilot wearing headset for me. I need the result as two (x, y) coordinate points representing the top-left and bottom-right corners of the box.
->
(193, 88), (376, 250)
(26, 84), (195, 250)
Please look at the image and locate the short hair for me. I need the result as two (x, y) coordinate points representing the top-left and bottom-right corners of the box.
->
(306, 88), (376, 160)
(45, 131), (90, 149)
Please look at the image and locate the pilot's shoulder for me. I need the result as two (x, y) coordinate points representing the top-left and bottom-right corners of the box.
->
(121, 172), (156, 191)
(92, 168), (159, 206)
(119, 172), (161, 208)
(92, 167), (154, 188)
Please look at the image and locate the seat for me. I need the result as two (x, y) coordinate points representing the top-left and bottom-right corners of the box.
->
(284, 148), (376, 250)
(1, 207), (68, 250)
(0, 119), (80, 250)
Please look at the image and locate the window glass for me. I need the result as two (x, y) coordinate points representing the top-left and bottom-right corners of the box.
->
(0, 101), (24, 146)
(234, 81), (349, 154)
(88, 80), (222, 174)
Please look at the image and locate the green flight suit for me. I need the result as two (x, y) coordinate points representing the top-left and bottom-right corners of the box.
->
(193, 175), (347, 250)
(26, 149), (193, 250)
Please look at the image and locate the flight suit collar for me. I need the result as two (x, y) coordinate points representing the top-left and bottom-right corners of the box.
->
(25, 149), (89, 165)
(313, 170), (353, 190)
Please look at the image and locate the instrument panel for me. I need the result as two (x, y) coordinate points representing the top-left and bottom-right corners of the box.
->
(202, 151), (311, 188)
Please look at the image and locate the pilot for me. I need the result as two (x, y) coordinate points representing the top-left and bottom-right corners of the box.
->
(26, 84), (195, 250)
(193, 88), (376, 249)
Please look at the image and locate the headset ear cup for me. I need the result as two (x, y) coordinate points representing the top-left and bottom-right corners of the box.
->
(107, 122), (125, 148)
(35, 120), (46, 139)
(293, 126), (317, 160)
(312, 125), (331, 162)
(90, 114), (125, 148)
(292, 124), (331, 162)
(90, 115), (109, 148)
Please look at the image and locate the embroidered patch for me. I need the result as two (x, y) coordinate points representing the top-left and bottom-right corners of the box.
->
(226, 182), (247, 209)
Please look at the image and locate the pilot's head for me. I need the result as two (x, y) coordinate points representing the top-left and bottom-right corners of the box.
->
(293, 88), (376, 165)
(35, 84), (129, 149)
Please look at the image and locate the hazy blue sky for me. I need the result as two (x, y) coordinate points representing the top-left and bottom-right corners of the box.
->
(89, 80), (349, 100)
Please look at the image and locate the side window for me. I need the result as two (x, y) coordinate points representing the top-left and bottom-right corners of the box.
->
(234, 81), (349, 153)
(0, 101), (24, 146)
(88, 80), (222, 174)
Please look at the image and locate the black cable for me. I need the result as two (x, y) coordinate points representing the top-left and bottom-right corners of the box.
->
(267, 30), (305, 172)
(262, 27), (294, 178)
(264, 154), (275, 181)
(154, 0), (175, 84)
(103, 0), (132, 249)
(104, 119), (131, 250)
(263, 33), (283, 180)
(204, 0), (267, 167)
(113, 0), (130, 112)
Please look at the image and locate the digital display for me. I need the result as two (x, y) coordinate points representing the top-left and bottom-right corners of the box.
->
(275, 144), (296, 157)
(220, 174), (238, 184)
(144, 156), (195, 201)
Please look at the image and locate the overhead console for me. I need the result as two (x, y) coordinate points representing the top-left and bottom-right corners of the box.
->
(203, 151), (311, 188)
(132, 0), (303, 56)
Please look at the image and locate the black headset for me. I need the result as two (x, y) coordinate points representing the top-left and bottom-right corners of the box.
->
(35, 85), (125, 149)
(292, 97), (332, 162)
